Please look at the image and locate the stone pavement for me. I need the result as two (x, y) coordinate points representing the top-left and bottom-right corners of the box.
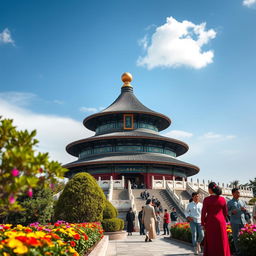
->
(106, 232), (195, 256)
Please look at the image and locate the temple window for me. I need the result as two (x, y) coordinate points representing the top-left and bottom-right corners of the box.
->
(123, 114), (134, 130)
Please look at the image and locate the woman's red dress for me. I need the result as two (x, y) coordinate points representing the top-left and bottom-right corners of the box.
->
(201, 195), (230, 256)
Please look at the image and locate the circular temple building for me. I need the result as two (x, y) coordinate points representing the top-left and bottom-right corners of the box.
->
(64, 73), (199, 188)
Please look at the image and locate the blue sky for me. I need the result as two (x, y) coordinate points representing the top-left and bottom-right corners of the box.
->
(1, 0), (256, 185)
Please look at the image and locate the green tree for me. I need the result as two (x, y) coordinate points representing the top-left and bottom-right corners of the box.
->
(244, 177), (256, 197)
(6, 187), (54, 225)
(0, 117), (67, 219)
(54, 172), (106, 223)
(230, 180), (240, 188)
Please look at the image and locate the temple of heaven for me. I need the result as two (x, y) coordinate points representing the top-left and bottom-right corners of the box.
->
(63, 72), (199, 188)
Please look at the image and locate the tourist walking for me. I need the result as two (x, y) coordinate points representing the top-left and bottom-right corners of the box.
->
(126, 207), (135, 236)
(170, 207), (178, 226)
(155, 211), (161, 235)
(162, 209), (170, 235)
(227, 188), (247, 255)
(142, 199), (157, 242)
(201, 182), (230, 256)
(138, 206), (145, 235)
(185, 192), (204, 255)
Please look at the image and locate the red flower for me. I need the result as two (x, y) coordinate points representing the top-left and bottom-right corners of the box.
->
(83, 234), (88, 240)
(70, 241), (76, 247)
(73, 234), (80, 240)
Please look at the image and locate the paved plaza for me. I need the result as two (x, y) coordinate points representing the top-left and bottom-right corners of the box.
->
(106, 232), (195, 256)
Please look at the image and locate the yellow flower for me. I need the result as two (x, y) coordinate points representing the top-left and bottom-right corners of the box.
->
(13, 244), (28, 254)
(8, 238), (21, 248)
(16, 225), (23, 230)
(69, 246), (79, 255)
(3, 252), (11, 256)
(57, 240), (66, 246)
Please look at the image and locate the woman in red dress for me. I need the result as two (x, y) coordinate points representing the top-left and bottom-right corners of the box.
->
(201, 182), (230, 256)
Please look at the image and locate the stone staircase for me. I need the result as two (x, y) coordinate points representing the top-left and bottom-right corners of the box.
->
(112, 189), (129, 200)
(132, 189), (186, 223)
(111, 189), (130, 228)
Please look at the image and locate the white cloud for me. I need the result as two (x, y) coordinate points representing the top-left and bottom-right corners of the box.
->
(164, 130), (193, 139)
(137, 17), (216, 69)
(53, 99), (64, 105)
(0, 28), (15, 45)
(138, 35), (148, 50)
(243, 0), (256, 7)
(0, 93), (93, 164)
(201, 132), (236, 140)
(79, 106), (105, 113)
(0, 92), (36, 106)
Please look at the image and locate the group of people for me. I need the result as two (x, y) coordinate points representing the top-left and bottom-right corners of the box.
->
(126, 182), (256, 256)
(185, 182), (255, 255)
(127, 198), (179, 239)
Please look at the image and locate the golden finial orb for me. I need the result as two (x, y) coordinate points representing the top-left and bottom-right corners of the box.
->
(121, 72), (133, 87)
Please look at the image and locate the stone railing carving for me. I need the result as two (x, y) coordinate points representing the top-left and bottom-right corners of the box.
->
(128, 180), (136, 213)
(166, 183), (186, 212)
(107, 177), (113, 201)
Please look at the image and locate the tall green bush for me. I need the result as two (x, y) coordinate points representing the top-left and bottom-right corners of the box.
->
(103, 200), (118, 219)
(102, 200), (124, 232)
(54, 172), (105, 222)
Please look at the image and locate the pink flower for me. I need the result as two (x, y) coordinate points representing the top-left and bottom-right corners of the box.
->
(9, 194), (15, 204)
(11, 168), (19, 177)
(50, 183), (54, 189)
(27, 188), (33, 198)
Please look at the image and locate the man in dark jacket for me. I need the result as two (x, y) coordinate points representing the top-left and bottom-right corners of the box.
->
(138, 206), (145, 235)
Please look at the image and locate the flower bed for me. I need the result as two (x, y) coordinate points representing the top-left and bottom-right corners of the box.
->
(170, 222), (192, 243)
(238, 224), (256, 256)
(0, 221), (104, 255)
(171, 222), (256, 255)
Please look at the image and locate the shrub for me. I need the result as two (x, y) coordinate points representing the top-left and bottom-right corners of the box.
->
(248, 197), (256, 205)
(102, 218), (124, 232)
(6, 187), (54, 225)
(103, 200), (118, 219)
(54, 173), (105, 222)
(238, 224), (256, 256)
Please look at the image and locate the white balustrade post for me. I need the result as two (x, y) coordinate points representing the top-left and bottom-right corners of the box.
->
(197, 178), (200, 188)
(173, 176), (175, 190)
(163, 176), (166, 189)
(152, 176), (155, 189)
(182, 177), (185, 189)
(203, 179), (206, 190)
(122, 176), (125, 189)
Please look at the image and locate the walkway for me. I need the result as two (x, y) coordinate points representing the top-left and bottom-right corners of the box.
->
(106, 232), (195, 256)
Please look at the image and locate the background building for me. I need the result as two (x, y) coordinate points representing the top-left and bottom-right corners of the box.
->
(64, 73), (199, 188)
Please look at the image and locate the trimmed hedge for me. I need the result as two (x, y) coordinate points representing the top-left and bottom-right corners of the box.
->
(102, 218), (124, 232)
(103, 200), (118, 219)
(54, 172), (106, 223)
